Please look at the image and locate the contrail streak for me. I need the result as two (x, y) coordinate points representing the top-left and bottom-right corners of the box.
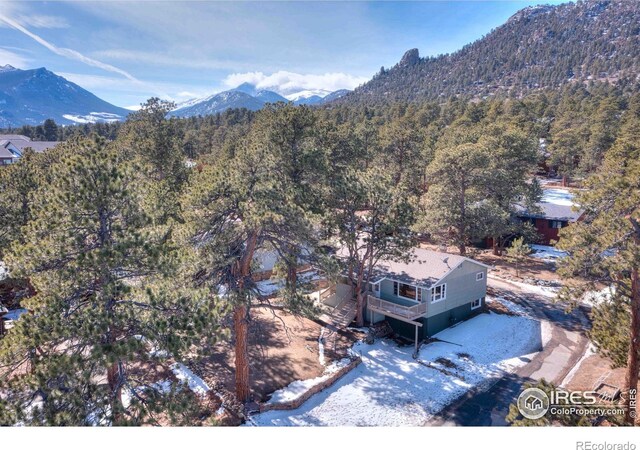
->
(0, 13), (140, 82)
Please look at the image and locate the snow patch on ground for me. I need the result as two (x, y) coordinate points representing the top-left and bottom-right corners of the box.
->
(256, 270), (323, 297)
(582, 286), (615, 307)
(487, 295), (530, 317)
(266, 358), (351, 405)
(248, 312), (542, 426)
(530, 244), (568, 262)
(0, 261), (8, 281)
(505, 279), (560, 298)
(121, 380), (172, 409)
(318, 327), (326, 366)
(171, 363), (210, 396)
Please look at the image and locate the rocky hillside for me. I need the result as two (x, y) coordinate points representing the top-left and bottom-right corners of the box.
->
(338, 0), (640, 105)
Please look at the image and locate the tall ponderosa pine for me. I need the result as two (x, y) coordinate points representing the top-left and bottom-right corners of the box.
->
(417, 141), (489, 255)
(328, 168), (415, 327)
(182, 114), (315, 403)
(557, 95), (640, 425)
(0, 139), (221, 425)
(119, 98), (187, 224)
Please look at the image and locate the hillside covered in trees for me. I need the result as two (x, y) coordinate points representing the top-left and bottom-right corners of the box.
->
(339, 0), (640, 105)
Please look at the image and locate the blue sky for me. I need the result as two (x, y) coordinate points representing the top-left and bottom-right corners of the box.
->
(0, 1), (568, 109)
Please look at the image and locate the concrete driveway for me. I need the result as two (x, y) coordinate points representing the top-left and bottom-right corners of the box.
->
(427, 276), (591, 426)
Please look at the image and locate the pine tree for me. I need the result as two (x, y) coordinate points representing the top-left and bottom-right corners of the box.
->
(181, 115), (316, 403)
(327, 167), (415, 327)
(506, 237), (531, 278)
(0, 138), (222, 425)
(118, 98), (187, 224)
(0, 149), (42, 255)
(416, 141), (489, 255)
(42, 119), (59, 142)
(557, 94), (640, 425)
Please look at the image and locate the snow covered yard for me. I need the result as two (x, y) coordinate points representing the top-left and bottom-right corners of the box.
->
(530, 244), (568, 262)
(247, 312), (542, 426)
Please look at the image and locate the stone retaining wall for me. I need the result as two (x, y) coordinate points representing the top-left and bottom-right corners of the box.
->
(259, 356), (362, 412)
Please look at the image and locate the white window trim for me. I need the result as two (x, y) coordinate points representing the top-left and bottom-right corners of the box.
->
(431, 283), (447, 303)
(471, 298), (482, 310)
(476, 272), (484, 281)
(393, 281), (420, 303)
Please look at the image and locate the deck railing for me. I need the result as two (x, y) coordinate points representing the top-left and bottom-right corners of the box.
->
(367, 295), (427, 320)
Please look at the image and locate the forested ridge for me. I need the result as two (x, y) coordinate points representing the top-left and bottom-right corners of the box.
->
(340, 0), (640, 105)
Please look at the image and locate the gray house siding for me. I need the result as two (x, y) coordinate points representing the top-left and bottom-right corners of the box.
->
(424, 301), (484, 337)
(424, 261), (487, 318)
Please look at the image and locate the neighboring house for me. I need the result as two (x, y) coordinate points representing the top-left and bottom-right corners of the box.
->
(516, 188), (584, 245)
(252, 247), (313, 281)
(0, 135), (60, 165)
(0, 140), (21, 165)
(332, 247), (489, 342)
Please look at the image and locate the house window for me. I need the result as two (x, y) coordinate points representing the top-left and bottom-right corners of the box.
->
(471, 298), (482, 310)
(374, 283), (380, 292)
(476, 272), (484, 281)
(398, 283), (418, 300)
(549, 220), (565, 229)
(431, 284), (446, 302)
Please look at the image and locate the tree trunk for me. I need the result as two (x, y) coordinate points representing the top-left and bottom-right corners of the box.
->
(230, 230), (259, 404)
(624, 264), (640, 425)
(492, 238), (500, 256)
(285, 246), (298, 296)
(107, 361), (123, 424)
(233, 304), (250, 404)
(562, 174), (567, 187)
(458, 242), (466, 256)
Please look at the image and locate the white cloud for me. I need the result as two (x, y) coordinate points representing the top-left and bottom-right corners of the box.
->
(0, 47), (29, 68)
(0, 12), (139, 82)
(14, 14), (69, 29)
(222, 71), (368, 95)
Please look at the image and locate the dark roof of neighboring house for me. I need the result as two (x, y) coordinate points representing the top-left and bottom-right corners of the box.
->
(10, 140), (60, 153)
(0, 134), (31, 142)
(516, 188), (584, 222)
(516, 202), (583, 222)
(0, 135), (60, 154)
(339, 245), (489, 287)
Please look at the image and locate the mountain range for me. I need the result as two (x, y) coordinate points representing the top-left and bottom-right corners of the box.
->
(169, 83), (350, 118)
(0, 65), (131, 128)
(2, 0), (640, 126)
(339, 0), (640, 105)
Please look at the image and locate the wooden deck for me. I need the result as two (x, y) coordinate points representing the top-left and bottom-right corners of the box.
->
(367, 295), (427, 321)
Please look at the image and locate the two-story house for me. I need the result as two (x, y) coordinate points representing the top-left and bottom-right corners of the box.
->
(362, 248), (489, 341)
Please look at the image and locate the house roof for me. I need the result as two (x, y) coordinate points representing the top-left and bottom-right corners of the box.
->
(0, 145), (16, 159)
(339, 245), (488, 287)
(10, 140), (60, 153)
(0, 134), (31, 142)
(517, 202), (583, 222)
(516, 188), (584, 222)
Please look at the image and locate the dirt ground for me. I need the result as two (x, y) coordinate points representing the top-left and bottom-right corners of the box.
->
(566, 353), (627, 395)
(192, 307), (359, 403)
